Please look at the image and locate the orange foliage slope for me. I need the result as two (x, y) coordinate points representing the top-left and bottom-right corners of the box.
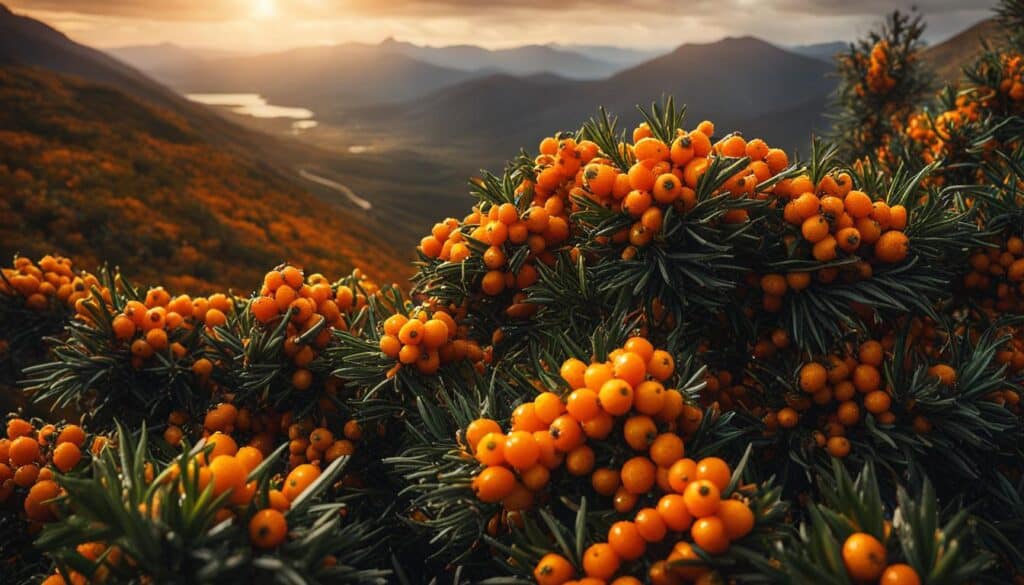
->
(0, 66), (409, 294)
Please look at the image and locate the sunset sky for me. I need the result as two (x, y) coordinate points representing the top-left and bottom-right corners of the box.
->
(8, 0), (998, 52)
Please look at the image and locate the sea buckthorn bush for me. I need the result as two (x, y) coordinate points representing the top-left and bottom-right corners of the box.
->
(2, 2), (1024, 583)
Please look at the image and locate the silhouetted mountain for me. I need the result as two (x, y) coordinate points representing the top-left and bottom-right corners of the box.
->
(380, 38), (620, 79)
(134, 39), (625, 114)
(146, 43), (478, 111)
(105, 42), (241, 71)
(549, 43), (666, 68)
(790, 41), (847, 63)
(388, 36), (836, 157)
(923, 18), (1002, 83)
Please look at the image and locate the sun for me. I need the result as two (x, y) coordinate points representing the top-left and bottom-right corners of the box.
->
(251, 0), (276, 19)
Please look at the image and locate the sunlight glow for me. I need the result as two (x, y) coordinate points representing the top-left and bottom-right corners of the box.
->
(251, 0), (276, 20)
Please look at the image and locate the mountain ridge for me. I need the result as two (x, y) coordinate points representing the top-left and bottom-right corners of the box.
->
(377, 35), (837, 159)
(923, 18), (1002, 83)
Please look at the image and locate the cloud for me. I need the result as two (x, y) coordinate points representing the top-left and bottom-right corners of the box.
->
(9, 0), (709, 21)
(772, 0), (996, 16)
(9, 0), (244, 20)
(7, 0), (998, 50)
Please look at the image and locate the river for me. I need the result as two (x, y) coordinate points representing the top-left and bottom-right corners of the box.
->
(297, 169), (372, 211)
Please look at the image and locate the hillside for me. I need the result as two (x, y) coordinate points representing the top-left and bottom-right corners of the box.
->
(387, 36), (836, 158)
(0, 2), (323, 163)
(923, 18), (1002, 82)
(0, 66), (409, 293)
(0, 3), (179, 110)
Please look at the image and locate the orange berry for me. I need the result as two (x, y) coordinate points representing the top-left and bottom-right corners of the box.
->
(599, 379), (634, 416)
(842, 533), (887, 582)
(717, 499), (755, 540)
(474, 432), (505, 466)
(533, 392), (565, 424)
(844, 191), (873, 218)
(534, 553), (576, 585)
(635, 507), (668, 542)
(473, 466), (516, 503)
(620, 456), (656, 494)
(608, 521), (646, 560)
(633, 380), (666, 415)
(9, 436), (40, 467)
(612, 351), (647, 387)
(249, 508), (288, 549)
(647, 350), (674, 382)
(695, 457), (732, 491)
(398, 319), (425, 345)
(649, 433), (685, 467)
(503, 431), (540, 470)
(566, 446), (596, 476)
(691, 516), (730, 554)
(668, 458), (698, 493)
(560, 358), (588, 389)
(656, 493), (693, 531)
(582, 543), (620, 580)
(875, 230), (909, 263)
(24, 479), (60, 522)
(283, 464), (321, 501)
(591, 467), (621, 496)
(683, 479), (721, 518)
(52, 442), (81, 473)
(566, 388), (601, 422)
(880, 564), (921, 585)
(466, 419), (502, 450)
(799, 362), (828, 393)
(549, 415), (584, 452)
(208, 455), (246, 497)
(6, 418), (33, 440)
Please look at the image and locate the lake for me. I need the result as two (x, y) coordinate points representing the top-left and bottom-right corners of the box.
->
(186, 93), (318, 131)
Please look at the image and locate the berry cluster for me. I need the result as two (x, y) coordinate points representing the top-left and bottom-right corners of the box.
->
(0, 417), (91, 521)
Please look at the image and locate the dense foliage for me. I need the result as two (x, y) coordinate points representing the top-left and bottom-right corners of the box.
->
(1, 3), (1024, 584)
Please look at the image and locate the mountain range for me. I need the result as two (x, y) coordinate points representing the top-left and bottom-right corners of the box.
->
(352, 36), (837, 160)
(113, 34), (839, 158)
(106, 42), (241, 71)
(107, 39), (661, 87)
(0, 3), (410, 290)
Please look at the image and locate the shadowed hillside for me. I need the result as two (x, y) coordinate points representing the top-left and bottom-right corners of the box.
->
(923, 18), (1002, 83)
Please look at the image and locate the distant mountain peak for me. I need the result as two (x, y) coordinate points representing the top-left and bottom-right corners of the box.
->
(0, 3), (11, 16)
(667, 35), (767, 55)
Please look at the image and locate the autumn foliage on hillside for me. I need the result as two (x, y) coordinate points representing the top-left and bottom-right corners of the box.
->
(0, 67), (408, 294)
